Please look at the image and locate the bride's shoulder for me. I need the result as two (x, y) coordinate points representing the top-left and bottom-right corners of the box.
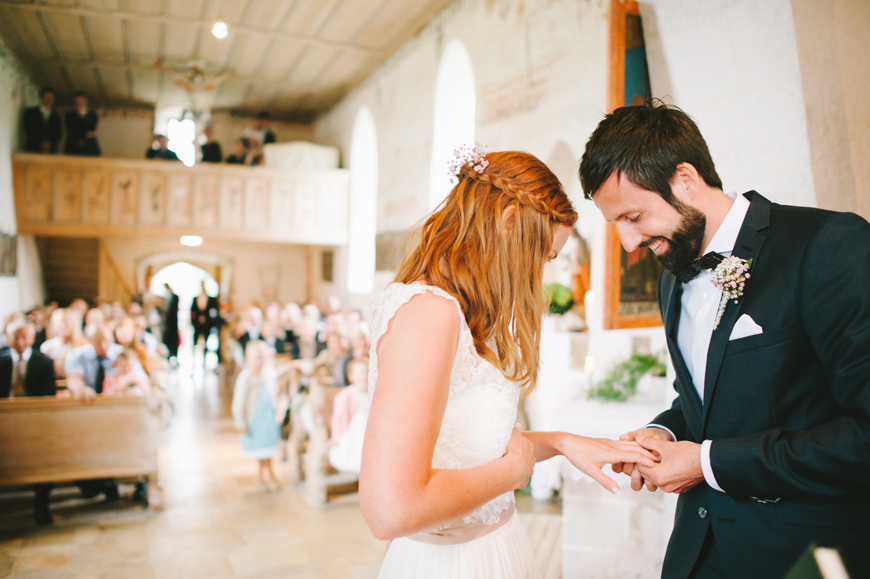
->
(371, 282), (462, 339)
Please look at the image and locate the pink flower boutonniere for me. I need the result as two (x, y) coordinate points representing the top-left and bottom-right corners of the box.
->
(710, 256), (753, 330)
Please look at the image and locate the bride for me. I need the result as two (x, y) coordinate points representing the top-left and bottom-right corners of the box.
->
(360, 148), (658, 578)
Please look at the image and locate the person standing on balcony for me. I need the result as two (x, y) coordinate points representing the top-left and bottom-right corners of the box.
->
(145, 135), (180, 161)
(64, 91), (100, 156)
(199, 125), (222, 163)
(23, 86), (62, 153)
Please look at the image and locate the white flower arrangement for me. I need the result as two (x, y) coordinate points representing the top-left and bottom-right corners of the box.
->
(710, 256), (753, 330)
(447, 143), (489, 184)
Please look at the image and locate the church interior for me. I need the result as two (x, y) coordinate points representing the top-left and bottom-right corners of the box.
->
(0, 0), (867, 577)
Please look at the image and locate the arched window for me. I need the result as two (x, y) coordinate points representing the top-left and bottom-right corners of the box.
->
(347, 107), (378, 294)
(429, 39), (476, 210)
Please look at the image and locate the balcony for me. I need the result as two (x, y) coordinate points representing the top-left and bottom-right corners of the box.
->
(12, 153), (350, 246)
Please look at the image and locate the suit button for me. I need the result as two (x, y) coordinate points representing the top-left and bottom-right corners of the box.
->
(698, 507), (708, 519)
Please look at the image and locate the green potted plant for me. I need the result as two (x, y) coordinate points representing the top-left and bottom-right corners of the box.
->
(544, 282), (574, 315)
(587, 353), (667, 402)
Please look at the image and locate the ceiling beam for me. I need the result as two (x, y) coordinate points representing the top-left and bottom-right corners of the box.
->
(34, 7), (73, 93)
(0, 1), (382, 54)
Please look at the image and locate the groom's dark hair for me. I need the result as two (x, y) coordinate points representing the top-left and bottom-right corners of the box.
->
(578, 99), (722, 204)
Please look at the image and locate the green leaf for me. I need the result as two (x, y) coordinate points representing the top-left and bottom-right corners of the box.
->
(543, 283), (573, 315)
(587, 352), (667, 402)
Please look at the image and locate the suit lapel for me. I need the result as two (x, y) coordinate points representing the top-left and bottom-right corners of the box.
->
(661, 272), (704, 437)
(701, 192), (770, 432)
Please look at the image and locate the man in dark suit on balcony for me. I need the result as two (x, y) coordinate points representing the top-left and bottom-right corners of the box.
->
(22, 87), (62, 153)
(64, 91), (100, 156)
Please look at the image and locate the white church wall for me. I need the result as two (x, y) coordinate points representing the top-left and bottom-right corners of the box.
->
(0, 36), (38, 323)
(640, 0), (817, 209)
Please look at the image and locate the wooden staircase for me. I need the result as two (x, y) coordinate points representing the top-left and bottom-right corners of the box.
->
(37, 237), (100, 307)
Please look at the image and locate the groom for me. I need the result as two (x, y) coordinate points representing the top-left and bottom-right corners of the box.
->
(579, 101), (870, 578)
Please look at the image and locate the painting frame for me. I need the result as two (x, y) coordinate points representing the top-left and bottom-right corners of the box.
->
(603, 0), (664, 330)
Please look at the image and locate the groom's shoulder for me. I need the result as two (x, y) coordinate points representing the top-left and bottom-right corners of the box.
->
(766, 201), (869, 243)
(765, 203), (870, 275)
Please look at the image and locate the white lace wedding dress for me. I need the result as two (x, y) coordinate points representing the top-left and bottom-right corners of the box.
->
(368, 282), (536, 578)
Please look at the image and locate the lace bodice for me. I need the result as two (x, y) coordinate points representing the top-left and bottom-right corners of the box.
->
(368, 282), (519, 525)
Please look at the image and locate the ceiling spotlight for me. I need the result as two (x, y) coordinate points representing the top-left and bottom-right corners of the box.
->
(180, 235), (203, 247)
(212, 21), (228, 39)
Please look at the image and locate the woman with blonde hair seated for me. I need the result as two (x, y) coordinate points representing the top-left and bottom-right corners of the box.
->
(40, 307), (86, 377)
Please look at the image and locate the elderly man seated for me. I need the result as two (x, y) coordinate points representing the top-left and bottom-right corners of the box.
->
(65, 324), (149, 502)
(0, 320), (57, 524)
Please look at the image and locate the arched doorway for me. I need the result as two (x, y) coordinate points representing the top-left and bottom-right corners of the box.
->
(136, 250), (233, 299)
(150, 261), (220, 371)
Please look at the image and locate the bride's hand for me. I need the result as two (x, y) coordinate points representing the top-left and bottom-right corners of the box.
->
(504, 424), (536, 490)
(561, 435), (660, 495)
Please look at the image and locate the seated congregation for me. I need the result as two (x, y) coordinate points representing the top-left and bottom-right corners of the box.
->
(0, 291), (372, 525)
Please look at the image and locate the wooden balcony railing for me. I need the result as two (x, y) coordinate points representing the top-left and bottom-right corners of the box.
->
(12, 153), (350, 245)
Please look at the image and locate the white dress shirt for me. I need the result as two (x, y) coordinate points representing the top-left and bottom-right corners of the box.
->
(652, 192), (750, 493)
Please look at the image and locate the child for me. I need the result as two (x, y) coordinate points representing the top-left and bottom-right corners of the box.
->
(101, 349), (150, 397)
(328, 357), (371, 474)
(231, 340), (286, 490)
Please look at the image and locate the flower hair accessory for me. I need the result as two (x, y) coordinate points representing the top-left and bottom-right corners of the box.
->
(447, 143), (489, 184)
(710, 256), (752, 330)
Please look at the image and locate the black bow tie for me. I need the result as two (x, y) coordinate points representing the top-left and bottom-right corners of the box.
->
(672, 252), (724, 284)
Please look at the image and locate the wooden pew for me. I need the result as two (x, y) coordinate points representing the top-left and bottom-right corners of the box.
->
(0, 396), (162, 510)
(287, 374), (359, 506)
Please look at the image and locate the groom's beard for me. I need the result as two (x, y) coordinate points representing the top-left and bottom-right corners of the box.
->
(642, 204), (707, 273)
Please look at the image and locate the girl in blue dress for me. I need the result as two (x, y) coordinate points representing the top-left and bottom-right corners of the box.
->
(231, 340), (285, 490)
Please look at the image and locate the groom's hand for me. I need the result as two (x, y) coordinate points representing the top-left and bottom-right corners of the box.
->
(634, 436), (704, 494)
(613, 427), (672, 492)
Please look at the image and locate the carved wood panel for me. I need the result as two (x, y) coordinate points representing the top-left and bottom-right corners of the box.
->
(193, 176), (219, 228)
(23, 166), (52, 222)
(139, 173), (166, 226)
(166, 173), (192, 227)
(270, 180), (294, 230)
(53, 169), (83, 222)
(112, 171), (138, 227)
(219, 177), (244, 229)
(245, 178), (270, 230)
(84, 170), (111, 224)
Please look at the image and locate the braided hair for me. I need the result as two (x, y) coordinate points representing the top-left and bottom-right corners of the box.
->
(395, 151), (577, 391)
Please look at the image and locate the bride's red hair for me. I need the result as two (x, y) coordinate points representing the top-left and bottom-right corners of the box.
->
(395, 151), (577, 391)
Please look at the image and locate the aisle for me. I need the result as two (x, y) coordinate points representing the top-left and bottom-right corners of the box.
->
(0, 359), (388, 579)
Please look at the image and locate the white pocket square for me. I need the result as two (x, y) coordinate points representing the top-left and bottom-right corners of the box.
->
(730, 314), (763, 341)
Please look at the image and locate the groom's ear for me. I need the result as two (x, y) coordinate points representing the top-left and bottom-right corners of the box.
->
(671, 163), (702, 205)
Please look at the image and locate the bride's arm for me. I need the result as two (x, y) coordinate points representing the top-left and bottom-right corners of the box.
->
(522, 431), (660, 495)
(360, 292), (535, 541)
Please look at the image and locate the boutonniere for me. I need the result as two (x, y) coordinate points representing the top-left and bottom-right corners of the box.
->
(710, 256), (753, 330)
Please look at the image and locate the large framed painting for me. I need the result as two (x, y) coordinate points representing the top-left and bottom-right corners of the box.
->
(603, 0), (664, 329)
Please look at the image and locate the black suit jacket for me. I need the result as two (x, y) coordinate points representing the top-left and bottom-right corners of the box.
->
(23, 107), (62, 153)
(63, 110), (100, 156)
(652, 192), (870, 578)
(0, 350), (57, 398)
